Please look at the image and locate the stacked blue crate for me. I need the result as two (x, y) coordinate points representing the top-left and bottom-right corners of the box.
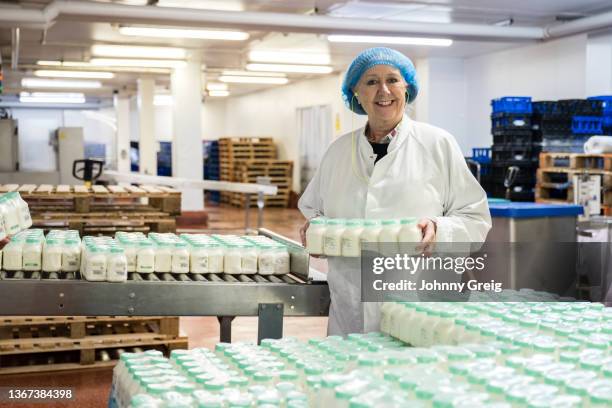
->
(157, 141), (172, 176)
(203, 140), (220, 203)
(587, 96), (612, 135)
(489, 96), (538, 201)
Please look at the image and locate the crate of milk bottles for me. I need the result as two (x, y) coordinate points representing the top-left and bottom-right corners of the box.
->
(0, 191), (32, 239)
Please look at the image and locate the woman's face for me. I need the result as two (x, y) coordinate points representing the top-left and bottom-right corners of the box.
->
(354, 65), (408, 124)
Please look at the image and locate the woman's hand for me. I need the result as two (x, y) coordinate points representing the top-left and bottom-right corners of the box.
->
(0, 237), (10, 251)
(416, 218), (436, 255)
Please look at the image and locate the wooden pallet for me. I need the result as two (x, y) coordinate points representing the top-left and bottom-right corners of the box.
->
(536, 168), (612, 206)
(218, 137), (276, 162)
(0, 184), (181, 215)
(539, 152), (612, 171)
(0, 317), (186, 375)
(31, 211), (176, 234)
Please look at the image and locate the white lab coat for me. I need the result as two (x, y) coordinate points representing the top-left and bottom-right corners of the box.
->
(298, 115), (492, 335)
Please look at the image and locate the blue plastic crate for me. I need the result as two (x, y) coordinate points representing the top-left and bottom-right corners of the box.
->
(491, 97), (532, 114)
(472, 148), (492, 164)
(572, 116), (603, 135)
(587, 96), (612, 115)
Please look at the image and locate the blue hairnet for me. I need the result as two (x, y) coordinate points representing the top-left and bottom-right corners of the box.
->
(341, 47), (419, 115)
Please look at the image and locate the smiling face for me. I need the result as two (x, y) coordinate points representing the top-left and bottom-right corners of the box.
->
(353, 64), (408, 127)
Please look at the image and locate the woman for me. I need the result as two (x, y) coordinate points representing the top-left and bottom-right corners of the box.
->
(0, 237), (8, 250)
(298, 47), (491, 336)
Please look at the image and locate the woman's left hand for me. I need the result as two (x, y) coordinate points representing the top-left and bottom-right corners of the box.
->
(0, 237), (10, 251)
(416, 218), (436, 255)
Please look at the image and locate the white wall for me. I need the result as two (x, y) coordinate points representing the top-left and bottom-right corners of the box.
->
(11, 108), (116, 171)
(464, 34), (588, 153)
(586, 32), (612, 95)
(202, 99), (227, 141)
(221, 74), (367, 191)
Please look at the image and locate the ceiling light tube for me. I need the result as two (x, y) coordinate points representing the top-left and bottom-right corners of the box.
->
(246, 63), (333, 74)
(219, 75), (289, 85)
(90, 58), (187, 68)
(119, 26), (249, 41)
(19, 92), (86, 104)
(327, 35), (453, 47)
(206, 83), (228, 91)
(22, 78), (102, 89)
(91, 45), (186, 59)
(248, 50), (330, 65)
(37, 60), (95, 68)
(221, 70), (287, 78)
(34, 70), (115, 79)
(208, 90), (230, 97)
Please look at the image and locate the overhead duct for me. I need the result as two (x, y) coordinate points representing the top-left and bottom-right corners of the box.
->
(0, 1), (610, 42)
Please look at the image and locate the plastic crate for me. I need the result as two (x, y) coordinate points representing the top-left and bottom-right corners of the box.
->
(492, 130), (538, 146)
(588, 96), (612, 115)
(535, 115), (573, 135)
(471, 148), (491, 164)
(491, 163), (537, 184)
(491, 113), (532, 131)
(557, 99), (603, 116)
(491, 97), (532, 114)
(572, 116), (603, 135)
(532, 101), (558, 116)
(492, 145), (541, 164)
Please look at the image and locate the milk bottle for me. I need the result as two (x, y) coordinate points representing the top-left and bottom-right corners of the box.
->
(12, 192), (32, 230)
(0, 195), (21, 235)
(305, 218), (326, 255)
(136, 241), (155, 273)
(62, 239), (81, 272)
(323, 219), (345, 256)
(22, 237), (43, 271)
(172, 242), (190, 274)
(359, 220), (382, 253)
(341, 219), (364, 257)
(42, 238), (63, 272)
(108, 247), (128, 282)
(3, 239), (23, 270)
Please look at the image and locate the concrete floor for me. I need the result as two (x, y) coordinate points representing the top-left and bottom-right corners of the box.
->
(1, 205), (328, 408)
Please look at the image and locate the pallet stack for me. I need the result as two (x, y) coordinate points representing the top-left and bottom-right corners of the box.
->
(0, 316), (187, 375)
(487, 97), (540, 201)
(536, 152), (612, 215)
(0, 184), (181, 235)
(218, 137), (293, 208)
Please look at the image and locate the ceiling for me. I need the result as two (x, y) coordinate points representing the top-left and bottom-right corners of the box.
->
(0, 0), (611, 100)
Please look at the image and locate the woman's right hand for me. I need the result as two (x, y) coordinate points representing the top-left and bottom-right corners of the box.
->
(0, 237), (10, 251)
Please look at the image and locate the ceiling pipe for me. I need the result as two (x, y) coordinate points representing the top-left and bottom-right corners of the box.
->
(11, 28), (20, 70)
(0, 0), (609, 43)
(545, 9), (612, 38)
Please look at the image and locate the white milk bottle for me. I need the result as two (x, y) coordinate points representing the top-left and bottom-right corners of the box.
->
(305, 218), (326, 255)
(241, 244), (258, 274)
(3, 239), (23, 271)
(122, 240), (137, 272)
(108, 247), (128, 282)
(85, 246), (107, 281)
(0, 205), (6, 241)
(190, 242), (209, 274)
(208, 243), (224, 273)
(224, 244), (242, 274)
(42, 238), (63, 272)
(273, 244), (290, 275)
(378, 219), (401, 255)
(12, 192), (32, 230)
(62, 239), (81, 272)
(136, 241), (155, 273)
(398, 218), (421, 255)
(0, 195), (21, 235)
(360, 220), (382, 253)
(172, 242), (190, 274)
(22, 237), (43, 271)
(154, 242), (172, 273)
(257, 244), (276, 275)
(323, 219), (345, 256)
(341, 219), (364, 257)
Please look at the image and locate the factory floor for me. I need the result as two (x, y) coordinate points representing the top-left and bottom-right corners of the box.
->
(1, 205), (328, 408)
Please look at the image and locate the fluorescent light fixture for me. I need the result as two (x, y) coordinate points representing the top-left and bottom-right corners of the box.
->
(221, 70), (287, 78)
(22, 78), (102, 89)
(246, 63), (333, 74)
(36, 60), (94, 67)
(327, 35), (453, 47)
(219, 75), (289, 85)
(91, 44), (186, 59)
(208, 90), (229, 97)
(248, 50), (330, 65)
(34, 70), (114, 79)
(119, 26), (249, 41)
(90, 58), (187, 68)
(19, 92), (86, 104)
(157, 0), (244, 11)
(154, 94), (173, 106)
(206, 83), (228, 91)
